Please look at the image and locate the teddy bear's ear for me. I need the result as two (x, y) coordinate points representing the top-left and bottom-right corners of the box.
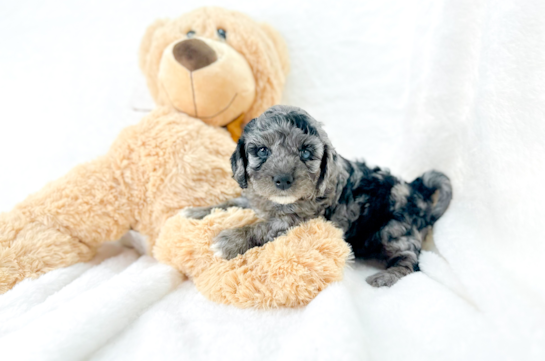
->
(139, 18), (170, 72)
(260, 23), (290, 77)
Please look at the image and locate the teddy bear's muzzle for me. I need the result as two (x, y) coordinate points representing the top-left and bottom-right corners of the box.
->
(173, 39), (218, 72)
(158, 37), (256, 128)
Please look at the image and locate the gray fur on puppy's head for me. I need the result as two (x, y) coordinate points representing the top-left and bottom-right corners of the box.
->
(231, 105), (337, 204)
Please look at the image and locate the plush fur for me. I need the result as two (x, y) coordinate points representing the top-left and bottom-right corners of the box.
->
(183, 105), (452, 287)
(154, 207), (351, 309)
(140, 7), (289, 128)
(0, 7), (289, 294)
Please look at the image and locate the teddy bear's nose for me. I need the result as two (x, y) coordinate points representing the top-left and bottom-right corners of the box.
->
(173, 38), (218, 71)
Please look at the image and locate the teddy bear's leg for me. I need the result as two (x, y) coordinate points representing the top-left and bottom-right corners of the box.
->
(0, 156), (138, 293)
(0, 212), (97, 294)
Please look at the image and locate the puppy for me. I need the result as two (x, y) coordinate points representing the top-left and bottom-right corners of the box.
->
(183, 105), (452, 287)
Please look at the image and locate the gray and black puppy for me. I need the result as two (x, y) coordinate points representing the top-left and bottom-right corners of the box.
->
(182, 105), (452, 287)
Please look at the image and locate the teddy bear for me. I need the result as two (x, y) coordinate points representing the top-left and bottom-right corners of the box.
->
(154, 208), (351, 308)
(0, 7), (351, 306)
(0, 7), (290, 293)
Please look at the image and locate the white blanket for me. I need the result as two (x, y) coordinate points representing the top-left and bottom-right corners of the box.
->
(1, 0), (544, 360)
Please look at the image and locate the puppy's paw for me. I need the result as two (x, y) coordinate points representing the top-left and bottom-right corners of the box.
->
(179, 207), (212, 220)
(366, 269), (405, 288)
(211, 228), (249, 260)
(210, 241), (225, 258)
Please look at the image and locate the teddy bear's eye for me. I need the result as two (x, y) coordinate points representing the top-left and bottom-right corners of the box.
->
(217, 28), (227, 40)
(187, 30), (196, 38)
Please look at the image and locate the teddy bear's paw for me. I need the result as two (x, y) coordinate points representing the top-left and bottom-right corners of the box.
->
(179, 206), (214, 220)
(211, 228), (249, 260)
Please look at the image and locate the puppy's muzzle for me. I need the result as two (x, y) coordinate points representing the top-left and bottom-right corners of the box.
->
(273, 174), (294, 190)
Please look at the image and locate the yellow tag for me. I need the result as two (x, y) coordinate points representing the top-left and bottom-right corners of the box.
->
(226, 113), (245, 142)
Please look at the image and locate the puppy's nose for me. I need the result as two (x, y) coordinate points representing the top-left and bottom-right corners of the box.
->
(273, 174), (294, 190)
(173, 38), (218, 71)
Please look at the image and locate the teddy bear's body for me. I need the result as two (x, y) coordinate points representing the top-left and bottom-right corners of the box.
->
(0, 108), (240, 291)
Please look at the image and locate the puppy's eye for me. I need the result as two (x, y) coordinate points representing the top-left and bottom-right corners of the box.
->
(301, 149), (312, 160)
(257, 147), (269, 158)
(217, 28), (227, 40)
(187, 30), (196, 38)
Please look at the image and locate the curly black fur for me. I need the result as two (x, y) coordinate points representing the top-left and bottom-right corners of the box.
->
(182, 105), (452, 287)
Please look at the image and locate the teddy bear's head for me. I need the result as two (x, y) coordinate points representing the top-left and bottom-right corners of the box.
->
(139, 7), (290, 134)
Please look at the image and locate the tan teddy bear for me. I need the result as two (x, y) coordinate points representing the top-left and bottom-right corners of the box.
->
(0, 8), (351, 306)
(0, 7), (289, 293)
(154, 208), (351, 308)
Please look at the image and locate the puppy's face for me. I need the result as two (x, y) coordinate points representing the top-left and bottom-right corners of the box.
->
(231, 105), (334, 204)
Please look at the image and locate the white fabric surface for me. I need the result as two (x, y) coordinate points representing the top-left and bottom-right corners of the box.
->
(1, 0), (545, 360)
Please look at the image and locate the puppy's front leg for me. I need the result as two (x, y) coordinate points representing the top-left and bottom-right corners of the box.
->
(212, 219), (291, 260)
(180, 197), (250, 220)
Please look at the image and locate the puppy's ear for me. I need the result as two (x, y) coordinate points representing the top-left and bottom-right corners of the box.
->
(231, 136), (248, 189)
(317, 144), (337, 196)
